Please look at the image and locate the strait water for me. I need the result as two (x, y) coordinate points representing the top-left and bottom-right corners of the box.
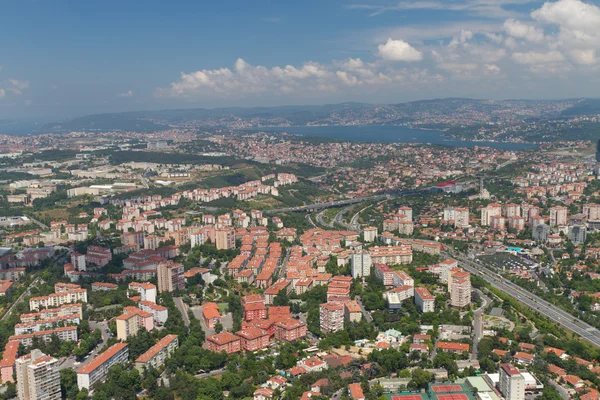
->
(257, 125), (537, 150)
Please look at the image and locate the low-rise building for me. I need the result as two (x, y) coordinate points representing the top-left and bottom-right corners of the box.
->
(204, 332), (241, 354)
(414, 287), (435, 312)
(77, 343), (129, 390)
(135, 334), (178, 372)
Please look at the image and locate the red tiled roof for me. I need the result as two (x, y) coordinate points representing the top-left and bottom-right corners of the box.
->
(78, 343), (128, 374)
(136, 334), (178, 363)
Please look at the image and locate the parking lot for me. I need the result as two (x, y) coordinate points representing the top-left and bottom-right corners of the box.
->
(476, 253), (535, 272)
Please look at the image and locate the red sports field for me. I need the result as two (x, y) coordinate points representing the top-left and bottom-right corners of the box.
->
(431, 385), (462, 393)
(391, 395), (426, 400)
(434, 394), (469, 400)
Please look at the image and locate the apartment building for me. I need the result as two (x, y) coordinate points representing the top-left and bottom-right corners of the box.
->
(362, 227), (378, 242)
(344, 300), (362, 323)
(204, 332), (241, 354)
(415, 287), (435, 313)
(16, 350), (60, 400)
(77, 343), (129, 390)
(499, 363), (525, 400)
(393, 271), (414, 287)
(450, 270), (471, 308)
(115, 307), (154, 340)
(202, 302), (221, 329)
(128, 282), (157, 303)
(438, 259), (458, 284)
(236, 327), (270, 352)
(9, 326), (78, 346)
(549, 206), (568, 227)
(0, 341), (19, 383)
(351, 251), (372, 278)
(369, 246), (412, 265)
(374, 264), (394, 286)
(157, 261), (184, 293)
(272, 318), (307, 342)
(444, 207), (469, 228)
(29, 290), (88, 311)
(215, 227), (236, 250)
(86, 246), (112, 267)
(138, 301), (168, 325)
(481, 204), (502, 226)
(583, 203), (600, 221)
(320, 303), (344, 333)
(134, 334), (178, 372)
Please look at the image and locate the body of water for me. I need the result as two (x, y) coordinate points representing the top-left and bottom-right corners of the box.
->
(257, 125), (537, 151)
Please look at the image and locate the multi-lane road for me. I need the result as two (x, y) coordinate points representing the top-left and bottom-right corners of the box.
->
(449, 252), (600, 348)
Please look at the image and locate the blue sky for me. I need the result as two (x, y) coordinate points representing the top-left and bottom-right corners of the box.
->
(1, 0), (600, 118)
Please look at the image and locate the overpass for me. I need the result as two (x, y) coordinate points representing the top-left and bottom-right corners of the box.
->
(265, 188), (426, 215)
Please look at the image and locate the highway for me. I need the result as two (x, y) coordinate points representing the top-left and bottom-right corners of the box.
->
(448, 252), (600, 348)
(2, 277), (42, 320)
(265, 186), (434, 215)
(266, 195), (388, 214)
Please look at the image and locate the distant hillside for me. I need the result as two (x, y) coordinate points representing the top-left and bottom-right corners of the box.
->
(41, 114), (171, 132)
(39, 98), (600, 133)
(561, 99), (600, 116)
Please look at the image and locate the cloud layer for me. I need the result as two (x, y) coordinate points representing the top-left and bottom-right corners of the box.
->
(151, 0), (599, 100)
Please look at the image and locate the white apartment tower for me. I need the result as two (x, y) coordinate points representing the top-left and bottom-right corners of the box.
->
(16, 350), (61, 400)
(499, 363), (525, 400)
(351, 251), (372, 279)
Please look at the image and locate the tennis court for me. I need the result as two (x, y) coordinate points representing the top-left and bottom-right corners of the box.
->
(431, 385), (462, 393)
(390, 395), (427, 400)
(434, 394), (469, 400)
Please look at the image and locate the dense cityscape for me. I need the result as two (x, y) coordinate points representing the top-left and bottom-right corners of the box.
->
(4, 0), (600, 399)
(0, 121), (599, 400)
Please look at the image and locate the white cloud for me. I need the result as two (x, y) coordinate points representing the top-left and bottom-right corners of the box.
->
(531, 0), (600, 64)
(348, 0), (536, 18)
(118, 90), (134, 97)
(449, 30), (473, 47)
(484, 63), (501, 72)
(511, 50), (565, 64)
(377, 38), (423, 61)
(336, 71), (359, 86)
(161, 57), (447, 98)
(8, 79), (29, 95)
(0, 89), (5, 99)
(569, 49), (596, 65)
(532, 0), (600, 33)
(503, 18), (545, 42)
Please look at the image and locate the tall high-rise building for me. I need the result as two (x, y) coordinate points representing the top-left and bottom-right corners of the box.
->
(16, 350), (61, 400)
(499, 363), (525, 400)
(596, 139), (600, 163)
(532, 224), (549, 242)
(449, 269), (471, 308)
(157, 261), (185, 293)
(319, 303), (344, 333)
(481, 204), (502, 226)
(351, 251), (372, 278)
(568, 225), (587, 244)
(549, 206), (568, 227)
(215, 227), (235, 250)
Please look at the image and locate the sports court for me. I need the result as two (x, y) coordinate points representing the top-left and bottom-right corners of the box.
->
(431, 385), (462, 393)
(389, 395), (428, 400)
(432, 394), (470, 400)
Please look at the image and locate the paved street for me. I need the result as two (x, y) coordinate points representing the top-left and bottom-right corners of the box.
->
(472, 289), (490, 360)
(174, 297), (190, 326)
(447, 251), (600, 348)
(59, 320), (109, 371)
(2, 277), (41, 321)
(354, 295), (373, 323)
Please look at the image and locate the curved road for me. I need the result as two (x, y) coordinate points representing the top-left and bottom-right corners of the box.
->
(449, 252), (600, 347)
